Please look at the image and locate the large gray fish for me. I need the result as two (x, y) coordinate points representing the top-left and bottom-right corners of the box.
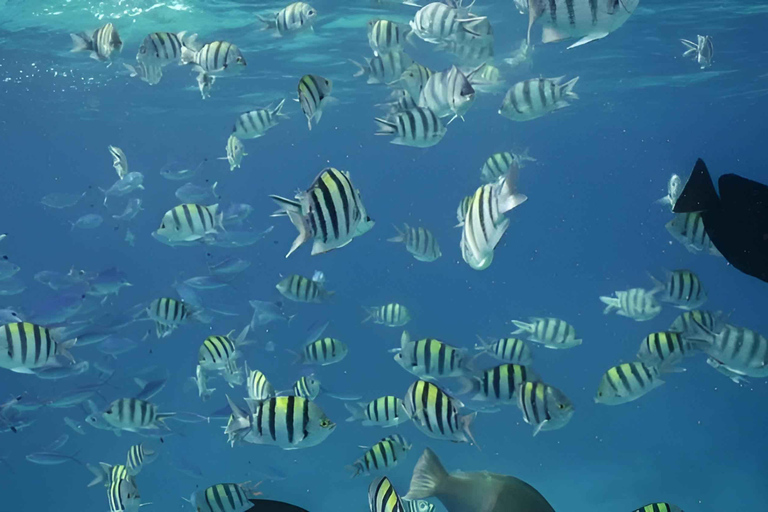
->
(70, 23), (122, 61)
(404, 448), (556, 512)
(527, 0), (640, 49)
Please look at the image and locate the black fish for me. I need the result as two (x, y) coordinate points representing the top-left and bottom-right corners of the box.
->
(674, 159), (768, 284)
(247, 499), (308, 512)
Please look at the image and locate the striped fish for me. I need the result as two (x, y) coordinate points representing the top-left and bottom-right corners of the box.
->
(649, 269), (707, 311)
(402, 500), (435, 512)
(377, 89), (419, 115)
(369, 476), (405, 512)
(669, 310), (717, 335)
(180, 41), (246, 76)
(270, 167), (374, 257)
(195, 364), (215, 402)
(681, 35), (713, 69)
(455, 194), (473, 227)
(403, 380), (476, 444)
(198, 326), (249, 370)
(352, 51), (414, 85)
(276, 273), (333, 303)
(398, 63), (433, 99)
(123, 60), (163, 86)
(233, 100), (287, 139)
(637, 331), (701, 370)
(102, 398), (175, 432)
(666, 212), (720, 255)
(462, 363), (539, 404)
(126, 443), (157, 476)
(136, 31), (195, 66)
(475, 336), (533, 365)
(701, 323), (768, 378)
(439, 38), (494, 66)
(516, 381), (574, 436)
(221, 135), (247, 171)
(461, 167), (527, 270)
(632, 504), (683, 512)
(368, 19), (412, 56)
(225, 394), (335, 449)
(363, 303), (412, 327)
(345, 396), (410, 427)
(707, 357), (749, 385)
(348, 434), (412, 477)
(595, 362), (664, 405)
(418, 65), (480, 121)
(511, 317), (582, 349)
(470, 63), (504, 94)
(0, 322), (75, 373)
(190, 483), (260, 512)
(108, 477), (141, 512)
(298, 337), (348, 365)
(86, 462), (134, 487)
(293, 375), (321, 400)
(480, 151), (517, 183)
(297, 74), (333, 130)
(499, 76), (579, 121)
(70, 23), (122, 61)
(527, 0), (640, 49)
(387, 224), (441, 262)
(374, 107), (446, 148)
(245, 362), (275, 403)
(108, 145), (128, 179)
(146, 298), (191, 338)
(395, 331), (466, 379)
(257, 2), (317, 37)
(599, 288), (662, 321)
(410, 2), (486, 45)
(155, 203), (222, 243)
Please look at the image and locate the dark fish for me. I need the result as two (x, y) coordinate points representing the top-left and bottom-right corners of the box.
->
(673, 159), (768, 284)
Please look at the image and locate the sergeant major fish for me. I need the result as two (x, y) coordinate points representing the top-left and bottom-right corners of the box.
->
(599, 288), (661, 321)
(349, 434), (411, 477)
(276, 272), (334, 303)
(0, 322), (76, 374)
(154, 203), (223, 244)
(233, 100), (288, 139)
(345, 396), (410, 427)
(352, 51), (414, 85)
(395, 331), (466, 380)
(499, 76), (579, 122)
(388, 224), (441, 262)
(368, 19), (412, 56)
(511, 317), (582, 349)
(474, 336), (533, 365)
(666, 212), (720, 256)
(649, 269), (707, 310)
(375, 106), (446, 148)
(70, 23), (122, 62)
(101, 398), (175, 432)
(221, 135), (247, 171)
(297, 74), (334, 130)
(403, 380), (476, 444)
(181, 41), (246, 76)
(257, 2), (317, 37)
(137, 31), (197, 66)
(595, 361), (665, 405)
(517, 381), (574, 435)
(418, 65), (482, 122)
(363, 303), (411, 327)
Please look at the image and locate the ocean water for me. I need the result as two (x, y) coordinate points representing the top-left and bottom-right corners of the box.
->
(1, 1), (767, 511)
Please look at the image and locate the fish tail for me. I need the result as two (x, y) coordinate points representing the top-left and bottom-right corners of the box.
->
(386, 224), (405, 243)
(510, 320), (532, 335)
(272, 98), (288, 119)
(361, 307), (375, 324)
(344, 402), (366, 422)
(598, 296), (619, 314)
(374, 117), (397, 136)
(349, 59), (367, 78)
(86, 463), (107, 487)
(180, 45), (196, 66)
(560, 76), (579, 100)
(404, 448), (449, 500)
(70, 32), (92, 53)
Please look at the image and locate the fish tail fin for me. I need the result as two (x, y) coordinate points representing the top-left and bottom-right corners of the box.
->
(460, 412), (480, 449)
(123, 63), (138, 77)
(224, 395), (251, 436)
(345, 463), (364, 478)
(361, 307), (375, 324)
(180, 45), (196, 66)
(86, 462), (107, 487)
(511, 319), (532, 335)
(646, 271), (666, 294)
(599, 296), (619, 314)
(344, 402), (366, 422)
(70, 32), (92, 53)
(349, 59), (367, 78)
(386, 224), (405, 243)
(156, 412), (176, 429)
(256, 13), (277, 30)
(560, 76), (579, 100)
(272, 98), (288, 119)
(374, 117), (398, 136)
(498, 166), (528, 214)
(58, 338), (77, 364)
(404, 448), (449, 500)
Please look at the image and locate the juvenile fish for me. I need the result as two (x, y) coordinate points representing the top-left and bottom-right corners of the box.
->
(349, 434), (411, 477)
(649, 269), (707, 310)
(363, 303), (411, 327)
(221, 135), (247, 171)
(181, 41), (246, 76)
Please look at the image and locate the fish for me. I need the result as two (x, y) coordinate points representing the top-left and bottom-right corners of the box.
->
(595, 361), (665, 405)
(439, 38), (494, 67)
(0, 322), (76, 374)
(517, 381), (574, 435)
(101, 398), (175, 432)
(197, 71), (215, 99)
(160, 158), (206, 181)
(465, 63), (502, 94)
(70, 23), (122, 61)
(707, 357), (749, 385)
(395, 331), (467, 380)
(349, 434), (412, 477)
(296, 337), (348, 365)
(108, 477), (141, 512)
(632, 504), (684, 512)
(460, 363), (540, 405)
(665, 212), (721, 256)
(192, 364), (215, 402)
(499, 76), (579, 121)
(123, 60), (164, 85)
(86, 462), (133, 487)
(363, 303), (411, 327)
(479, 151), (519, 184)
(270, 167), (374, 257)
(176, 181), (219, 204)
(41, 191), (85, 209)
(198, 327), (249, 371)
(136, 31), (197, 66)
(410, 2), (486, 45)
(368, 19), (412, 56)
(146, 297), (192, 338)
(402, 500), (435, 512)
(397, 63), (433, 99)
(113, 198), (143, 221)
(26, 451), (83, 466)
(673, 158), (768, 283)
(599, 288), (662, 321)
(637, 331), (703, 370)
(656, 174), (683, 210)
(455, 194), (472, 227)
(249, 299), (292, 327)
(126, 443), (157, 476)
(293, 375), (321, 400)
(369, 476), (406, 512)
(511, 317), (582, 349)
(461, 167), (527, 270)
(257, 2), (317, 36)
(0, 308), (21, 323)
(207, 255), (250, 275)
(695, 323), (768, 378)
(27, 293), (87, 324)
(221, 135), (247, 171)
(681, 35), (714, 69)
(0, 257), (20, 280)
(387, 224), (441, 262)
(345, 396), (410, 427)
(155, 203), (223, 243)
(43, 434), (70, 452)
(526, 0), (640, 49)
(87, 267), (132, 296)
(649, 269), (707, 311)
(403, 380), (476, 444)
(134, 375), (168, 401)
(108, 146), (128, 179)
(187, 483), (264, 512)
(224, 395), (336, 449)
(474, 336), (533, 365)
(245, 362), (275, 403)
(418, 65), (481, 121)
(276, 272), (334, 303)
(98, 337), (138, 358)
(64, 417), (86, 435)
(374, 107), (446, 148)
(33, 361), (89, 380)
(504, 38), (533, 70)
(404, 448), (556, 512)
(297, 74), (334, 130)
(233, 100), (288, 139)
(222, 204), (254, 226)
(71, 213), (103, 230)
(101, 172), (144, 206)
(184, 276), (230, 290)
(352, 51), (414, 85)
(180, 40), (246, 76)
(670, 310), (717, 335)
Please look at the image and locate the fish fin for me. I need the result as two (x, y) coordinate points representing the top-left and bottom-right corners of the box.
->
(532, 420), (546, 436)
(86, 463), (106, 487)
(682, 48), (697, 57)
(70, 32), (92, 53)
(361, 307), (375, 324)
(180, 46), (197, 66)
(599, 296), (618, 314)
(374, 117), (398, 136)
(559, 76), (579, 100)
(567, 32), (610, 49)
(510, 320), (532, 334)
(282, 210), (311, 258)
(454, 376), (480, 396)
(460, 412), (480, 449)
(404, 448), (449, 500)
(344, 402), (366, 422)
(400, 330), (411, 352)
(673, 159), (720, 214)
(58, 338), (77, 364)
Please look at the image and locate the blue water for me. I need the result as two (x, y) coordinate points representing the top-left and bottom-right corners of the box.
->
(1, 1), (767, 511)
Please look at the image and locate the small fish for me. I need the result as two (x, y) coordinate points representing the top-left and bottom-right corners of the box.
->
(599, 288), (662, 321)
(345, 396), (409, 427)
(146, 297), (191, 338)
(511, 317), (582, 349)
(352, 51), (414, 85)
(297, 337), (348, 366)
(387, 223), (441, 261)
(233, 100), (288, 139)
(101, 172), (145, 206)
(26, 451), (83, 466)
(649, 269), (707, 311)
(349, 434), (412, 477)
(410, 2), (485, 45)
(474, 336), (533, 365)
(180, 41), (246, 76)
(71, 213), (103, 230)
(126, 443), (157, 476)
(41, 192), (85, 209)
(293, 375), (321, 400)
(113, 198), (143, 221)
(595, 362), (665, 405)
(63, 417), (86, 435)
(222, 203), (254, 225)
(124, 60), (163, 85)
(499, 76), (579, 122)
(363, 303), (411, 327)
(0, 307), (21, 323)
(194, 364), (215, 402)
(249, 299), (292, 327)
(134, 374), (168, 401)
(517, 381), (574, 435)
(706, 357), (749, 385)
(176, 181), (219, 204)
(480, 151), (518, 184)
(637, 331), (703, 370)
(665, 212), (720, 255)
(656, 174), (683, 210)
(276, 272), (334, 303)
(374, 107), (446, 148)
(155, 204), (223, 244)
(0, 257), (21, 280)
(70, 23), (122, 61)
(33, 361), (89, 380)
(257, 2), (318, 37)
(108, 145), (128, 179)
(460, 363), (539, 405)
(369, 476), (406, 512)
(402, 500), (435, 512)
(160, 158), (206, 181)
(368, 19), (412, 56)
(297, 74), (334, 130)
(208, 255), (250, 275)
(198, 327), (249, 371)
(681, 35), (714, 69)
(418, 65), (481, 121)
(403, 380), (476, 444)
(221, 135), (246, 171)
(98, 337), (138, 358)
(395, 331), (466, 379)
(102, 398), (175, 432)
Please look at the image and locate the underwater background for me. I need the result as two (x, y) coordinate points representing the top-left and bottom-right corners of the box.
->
(1, 0), (767, 510)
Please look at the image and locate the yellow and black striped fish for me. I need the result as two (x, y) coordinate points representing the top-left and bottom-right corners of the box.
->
(637, 331), (701, 370)
(126, 443), (157, 476)
(367, 19), (411, 56)
(511, 317), (581, 349)
(403, 380), (476, 444)
(480, 151), (517, 183)
(257, 2), (317, 36)
(156, 204), (222, 244)
(455, 194), (473, 227)
(595, 362), (664, 406)
(137, 31), (194, 66)
(462, 363), (539, 404)
(395, 331), (466, 379)
(293, 375), (321, 400)
(387, 224), (441, 262)
(363, 303), (411, 327)
(474, 336), (533, 365)
(374, 106), (446, 148)
(87, 462), (134, 488)
(233, 99), (287, 139)
(650, 269), (707, 311)
(189, 483), (259, 512)
(146, 298), (190, 338)
(348, 433), (411, 477)
(632, 504), (683, 512)
(70, 23), (122, 61)
(368, 476), (405, 512)
(345, 396), (409, 427)
(245, 362), (275, 402)
(276, 273), (333, 303)
(107, 476), (140, 512)
(0, 322), (75, 373)
(102, 398), (175, 432)
(299, 337), (348, 366)
(198, 326), (248, 371)
(297, 74), (333, 130)
(517, 381), (574, 436)
(180, 41), (246, 76)
(669, 310), (716, 335)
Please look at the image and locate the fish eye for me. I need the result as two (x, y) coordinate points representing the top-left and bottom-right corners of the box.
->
(597, 392), (603, 397)
(558, 404), (565, 409)
(308, 9), (315, 15)
(319, 419), (330, 427)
